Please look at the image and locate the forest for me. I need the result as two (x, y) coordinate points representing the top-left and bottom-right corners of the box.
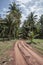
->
(0, 2), (43, 65)
(0, 2), (43, 41)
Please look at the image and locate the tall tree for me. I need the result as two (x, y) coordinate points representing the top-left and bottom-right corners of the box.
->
(39, 15), (43, 38)
(27, 12), (37, 32)
(8, 2), (21, 38)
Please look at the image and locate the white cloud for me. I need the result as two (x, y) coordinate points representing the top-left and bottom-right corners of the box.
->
(1, 0), (43, 21)
(6, 0), (43, 23)
(16, 0), (43, 21)
(0, 8), (9, 18)
(20, 14), (26, 27)
(17, 0), (31, 4)
(16, 0), (32, 20)
(19, 4), (25, 8)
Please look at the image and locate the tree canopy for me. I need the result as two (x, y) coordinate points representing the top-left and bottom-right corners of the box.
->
(0, 2), (43, 40)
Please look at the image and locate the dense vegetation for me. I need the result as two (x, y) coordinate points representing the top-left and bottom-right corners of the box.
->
(0, 2), (21, 40)
(0, 2), (43, 40)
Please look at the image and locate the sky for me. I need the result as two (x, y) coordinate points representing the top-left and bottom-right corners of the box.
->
(0, 0), (43, 21)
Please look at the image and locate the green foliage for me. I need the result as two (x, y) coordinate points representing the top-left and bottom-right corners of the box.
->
(39, 15), (43, 38)
(28, 31), (34, 43)
(0, 2), (21, 40)
(0, 3), (43, 40)
(20, 12), (37, 39)
(31, 39), (43, 54)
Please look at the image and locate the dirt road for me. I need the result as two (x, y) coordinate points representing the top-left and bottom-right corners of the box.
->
(10, 40), (43, 65)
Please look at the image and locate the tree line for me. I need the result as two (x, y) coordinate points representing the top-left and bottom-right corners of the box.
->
(0, 2), (43, 40)
(20, 12), (43, 39)
(0, 2), (21, 40)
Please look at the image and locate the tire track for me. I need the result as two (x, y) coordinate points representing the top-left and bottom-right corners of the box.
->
(18, 42), (40, 65)
(10, 40), (43, 65)
(14, 41), (28, 65)
(19, 41), (43, 65)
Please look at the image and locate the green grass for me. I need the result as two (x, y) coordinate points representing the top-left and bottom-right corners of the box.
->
(26, 39), (43, 55)
(32, 39), (43, 54)
(33, 39), (43, 43)
(0, 40), (16, 65)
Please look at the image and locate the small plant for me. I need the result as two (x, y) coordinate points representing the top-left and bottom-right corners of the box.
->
(28, 31), (34, 43)
(28, 31), (39, 44)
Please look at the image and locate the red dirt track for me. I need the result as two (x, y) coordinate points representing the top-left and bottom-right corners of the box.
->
(10, 40), (43, 65)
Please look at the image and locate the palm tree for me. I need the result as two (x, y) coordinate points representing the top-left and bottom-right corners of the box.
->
(27, 12), (37, 31)
(7, 2), (21, 38)
(20, 12), (37, 39)
(39, 15), (43, 38)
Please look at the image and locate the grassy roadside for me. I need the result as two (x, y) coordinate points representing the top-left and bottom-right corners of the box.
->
(0, 40), (16, 65)
(26, 39), (43, 55)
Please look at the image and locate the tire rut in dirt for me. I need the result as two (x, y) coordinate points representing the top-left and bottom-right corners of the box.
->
(19, 41), (43, 65)
(18, 43), (40, 65)
(14, 42), (27, 65)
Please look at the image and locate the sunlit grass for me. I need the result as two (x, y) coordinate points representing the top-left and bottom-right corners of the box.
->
(26, 39), (43, 55)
